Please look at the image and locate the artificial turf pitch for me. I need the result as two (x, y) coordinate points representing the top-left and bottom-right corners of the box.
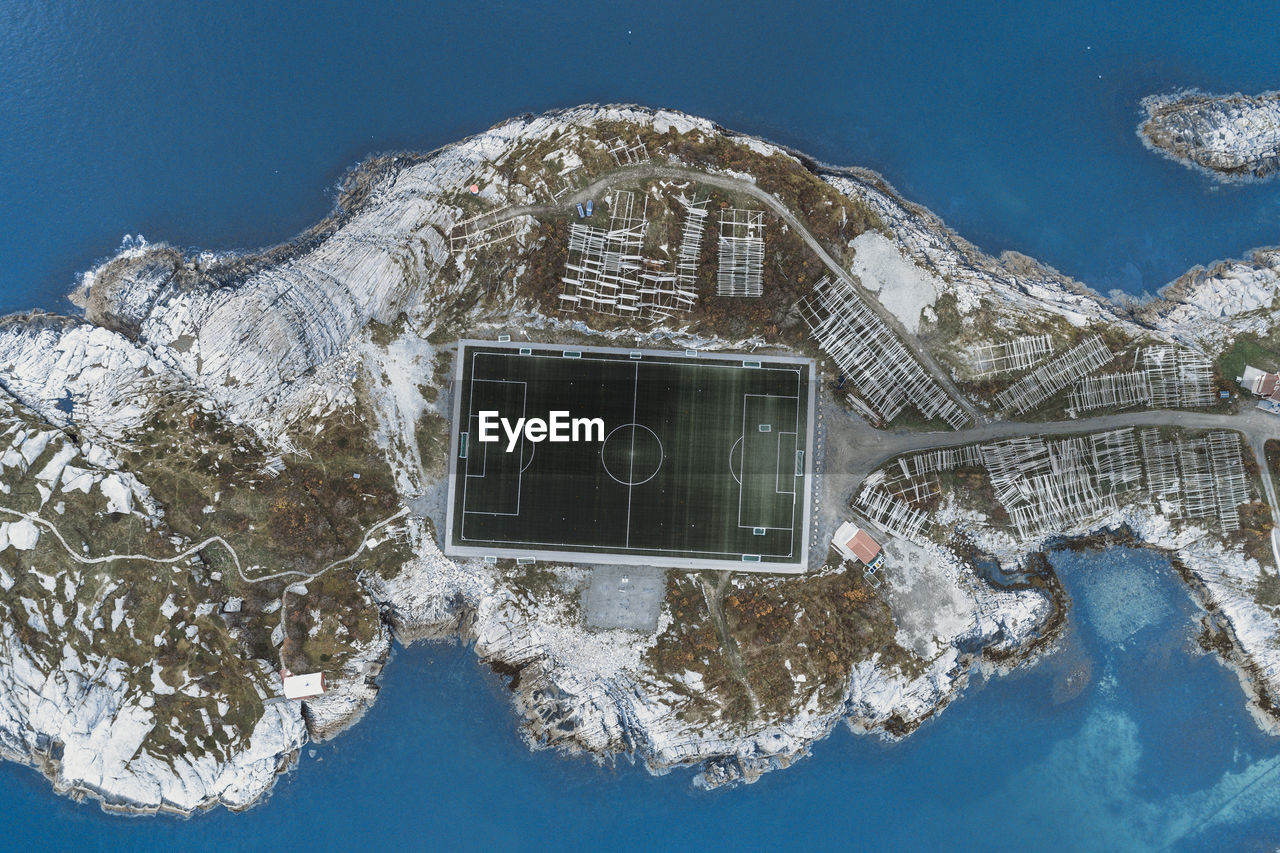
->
(444, 341), (815, 572)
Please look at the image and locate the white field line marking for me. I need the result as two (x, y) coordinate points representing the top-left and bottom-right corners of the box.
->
(456, 349), (808, 559)
(626, 360), (639, 548)
(460, 373), (527, 522)
(480, 348), (803, 375)
(737, 393), (799, 529)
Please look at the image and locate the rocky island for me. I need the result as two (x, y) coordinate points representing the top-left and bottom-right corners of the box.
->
(1141, 89), (1280, 180)
(4, 105), (1280, 814)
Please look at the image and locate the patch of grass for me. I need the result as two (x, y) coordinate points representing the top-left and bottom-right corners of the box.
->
(415, 411), (450, 479)
(1254, 570), (1280, 608)
(500, 118), (882, 260)
(0, 402), (285, 765)
(98, 389), (410, 754)
(501, 562), (574, 605)
(514, 180), (828, 351)
(1220, 334), (1280, 391)
(645, 562), (920, 729)
(928, 292), (964, 342)
(641, 125), (882, 258)
(1265, 439), (1280, 501)
(367, 313), (408, 348)
(880, 408), (957, 433)
(1232, 502), (1276, 567)
(281, 569), (381, 674)
(124, 396), (401, 578)
(724, 567), (917, 718)
(931, 465), (1010, 531)
(645, 573), (747, 727)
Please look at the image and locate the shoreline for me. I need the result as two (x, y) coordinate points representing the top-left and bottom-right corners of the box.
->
(35, 102), (1271, 340)
(1139, 88), (1280, 183)
(1, 103), (1279, 815)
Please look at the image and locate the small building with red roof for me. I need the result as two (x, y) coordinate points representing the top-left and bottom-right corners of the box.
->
(833, 521), (885, 572)
(1242, 365), (1280, 401)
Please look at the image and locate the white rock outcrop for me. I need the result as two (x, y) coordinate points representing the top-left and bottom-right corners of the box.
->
(0, 621), (305, 814)
(1141, 90), (1280, 181)
(0, 103), (1279, 812)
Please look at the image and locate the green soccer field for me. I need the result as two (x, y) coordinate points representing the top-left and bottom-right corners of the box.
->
(444, 341), (815, 572)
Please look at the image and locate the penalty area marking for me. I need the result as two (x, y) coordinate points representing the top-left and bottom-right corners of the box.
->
(448, 341), (813, 565)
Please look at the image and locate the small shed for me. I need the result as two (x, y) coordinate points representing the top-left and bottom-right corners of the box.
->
(833, 521), (885, 572)
(282, 672), (326, 700)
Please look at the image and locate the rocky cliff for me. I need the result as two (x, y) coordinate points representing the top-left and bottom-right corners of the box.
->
(1140, 90), (1280, 181)
(0, 104), (1279, 813)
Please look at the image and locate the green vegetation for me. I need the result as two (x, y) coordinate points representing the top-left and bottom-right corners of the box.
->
(930, 465), (1009, 532)
(281, 569), (383, 674)
(917, 294), (1091, 409)
(0, 403), (272, 764)
(1254, 570), (1280, 608)
(121, 395), (401, 579)
(927, 292), (964, 343)
(913, 292), (1225, 424)
(496, 118), (881, 261)
(724, 567), (918, 710)
(644, 573), (753, 726)
(1265, 439), (1280, 500)
(1220, 333), (1280, 391)
(0, 378), (413, 765)
(510, 179), (829, 350)
(501, 562), (579, 611)
(622, 122), (882, 259)
(367, 313), (409, 348)
(645, 561), (916, 729)
(414, 411), (450, 479)
(1234, 502), (1276, 567)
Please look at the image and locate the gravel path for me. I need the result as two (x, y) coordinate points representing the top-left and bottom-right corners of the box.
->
(465, 162), (979, 424)
(464, 160), (1280, 567)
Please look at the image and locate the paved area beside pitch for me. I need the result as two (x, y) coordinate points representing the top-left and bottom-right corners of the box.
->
(583, 565), (667, 631)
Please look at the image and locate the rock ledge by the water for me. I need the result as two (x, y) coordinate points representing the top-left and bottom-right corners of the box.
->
(1140, 90), (1280, 181)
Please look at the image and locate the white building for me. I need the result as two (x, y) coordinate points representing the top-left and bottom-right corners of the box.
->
(282, 672), (326, 700)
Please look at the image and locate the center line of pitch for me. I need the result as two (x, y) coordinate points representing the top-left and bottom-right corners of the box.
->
(625, 361), (639, 548)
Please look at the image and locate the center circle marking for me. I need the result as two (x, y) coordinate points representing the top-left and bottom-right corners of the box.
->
(600, 423), (664, 486)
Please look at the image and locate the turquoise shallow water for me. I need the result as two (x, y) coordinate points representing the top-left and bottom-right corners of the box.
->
(6, 547), (1279, 852)
(4, 2), (1280, 850)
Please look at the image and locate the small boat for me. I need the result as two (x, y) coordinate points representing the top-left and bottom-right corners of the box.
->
(575, 203), (585, 218)
(585, 199), (594, 216)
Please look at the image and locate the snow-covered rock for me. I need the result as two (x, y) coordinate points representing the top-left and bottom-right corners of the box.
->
(1141, 90), (1280, 181)
(0, 102), (1277, 813)
(0, 623), (305, 814)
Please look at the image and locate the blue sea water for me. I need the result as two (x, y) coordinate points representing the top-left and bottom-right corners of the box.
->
(8, 547), (1280, 852)
(6, 0), (1280, 313)
(5, 2), (1280, 850)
